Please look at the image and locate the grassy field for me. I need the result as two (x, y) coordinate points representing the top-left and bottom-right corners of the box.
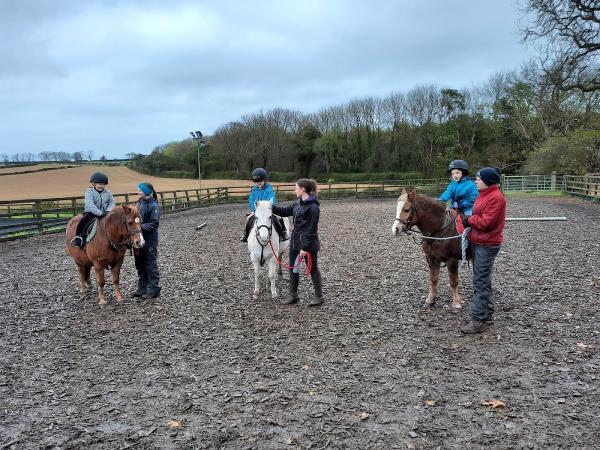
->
(0, 165), (254, 201)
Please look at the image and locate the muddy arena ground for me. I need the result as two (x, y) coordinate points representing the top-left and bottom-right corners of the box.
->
(1, 196), (599, 449)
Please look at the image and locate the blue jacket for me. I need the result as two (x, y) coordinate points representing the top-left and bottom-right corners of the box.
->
(438, 176), (479, 215)
(248, 182), (277, 212)
(137, 197), (160, 243)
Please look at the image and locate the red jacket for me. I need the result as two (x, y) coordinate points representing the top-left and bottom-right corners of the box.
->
(466, 184), (506, 246)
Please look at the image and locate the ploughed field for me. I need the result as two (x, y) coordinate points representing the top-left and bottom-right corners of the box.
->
(0, 196), (598, 449)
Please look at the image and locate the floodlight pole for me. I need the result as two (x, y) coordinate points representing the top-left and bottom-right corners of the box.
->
(190, 131), (204, 189)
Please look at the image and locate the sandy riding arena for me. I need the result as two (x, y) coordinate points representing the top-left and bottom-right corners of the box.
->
(0, 165), (252, 201)
(0, 197), (598, 448)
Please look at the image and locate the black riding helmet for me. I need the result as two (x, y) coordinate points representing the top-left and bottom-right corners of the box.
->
(252, 167), (268, 182)
(90, 171), (109, 184)
(448, 160), (469, 175)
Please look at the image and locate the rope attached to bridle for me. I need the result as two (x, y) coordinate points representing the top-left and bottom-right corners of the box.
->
(268, 239), (312, 276)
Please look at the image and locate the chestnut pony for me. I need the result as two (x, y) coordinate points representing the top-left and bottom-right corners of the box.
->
(391, 189), (464, 310)
(66, 205), (145, 305)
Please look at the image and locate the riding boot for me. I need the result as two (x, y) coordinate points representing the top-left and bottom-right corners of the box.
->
(279, 218), (290, 241)
(239, 215), (255, 242)
(71, 236), (84, 248)
(309, 272), (324, 306)
(283, 273), (300, 304)
(132, 278), (147, 298)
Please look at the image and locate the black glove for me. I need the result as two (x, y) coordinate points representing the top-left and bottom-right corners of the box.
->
(460, 214), (469, 226)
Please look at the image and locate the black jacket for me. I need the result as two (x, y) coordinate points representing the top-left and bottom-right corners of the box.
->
(272, 196), (320, 251)
(137, 197), (160, 243)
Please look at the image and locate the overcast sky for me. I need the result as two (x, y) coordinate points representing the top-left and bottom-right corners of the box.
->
(0, 0), (533, 159)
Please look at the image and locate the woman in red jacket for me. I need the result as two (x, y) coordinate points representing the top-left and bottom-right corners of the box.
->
(460, 167), (506, 334)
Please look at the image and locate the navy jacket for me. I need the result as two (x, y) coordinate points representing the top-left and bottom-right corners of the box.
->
(272, 196), (320, 252)
(137, 197), (160, 243)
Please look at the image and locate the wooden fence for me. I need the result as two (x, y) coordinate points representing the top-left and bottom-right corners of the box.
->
(1, 175), (598, 241)
(0, 180), (444, 241)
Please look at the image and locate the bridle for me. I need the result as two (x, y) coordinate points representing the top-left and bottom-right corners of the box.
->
(103, 211), (143, 249)
(397, 199), (458, 239)
(254, 215), (273, 247)
(396, 201), (416, 232)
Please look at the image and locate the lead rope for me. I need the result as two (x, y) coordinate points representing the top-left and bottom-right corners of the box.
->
(268, 239), (312, 276)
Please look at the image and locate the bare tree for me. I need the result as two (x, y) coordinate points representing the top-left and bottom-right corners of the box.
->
(521, 0), (600, 92)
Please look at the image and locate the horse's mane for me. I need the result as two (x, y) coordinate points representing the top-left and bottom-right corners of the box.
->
(414, 192), (446, 215)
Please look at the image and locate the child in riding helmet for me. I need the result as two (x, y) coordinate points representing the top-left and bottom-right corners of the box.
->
(239, 167), (289, 242)
(71, 171), (116, 247)
(272, 178), (324, 306)
(132, 182), (161, 299)
(438, 160), (479, 216)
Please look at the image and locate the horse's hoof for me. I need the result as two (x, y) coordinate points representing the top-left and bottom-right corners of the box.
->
(450, 306), (462, 314)
(98, 302), (107, 308)
(422, 302), (435, 310)
(253, 293), (259, 300)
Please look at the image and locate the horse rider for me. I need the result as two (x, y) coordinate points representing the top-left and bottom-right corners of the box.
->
(460, 167), (506, 334)
(71, 171), (116, 247)
(239, 167), (290, 242)
(438, 159), (479, 217)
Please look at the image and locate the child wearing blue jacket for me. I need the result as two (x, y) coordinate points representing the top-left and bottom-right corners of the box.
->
(133, 182), (161, 299)
(239, 167), (289, 242)
(438, 160), (479, 216)
(71, 171), (116, 247)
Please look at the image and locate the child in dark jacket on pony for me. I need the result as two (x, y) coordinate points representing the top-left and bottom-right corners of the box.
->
(272, 178), (323, 306)
(132, 182), (161, 299)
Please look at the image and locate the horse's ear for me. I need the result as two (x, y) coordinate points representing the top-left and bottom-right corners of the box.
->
(122, 204), (130, 214)
(408, 190), (416, 201)
(401, 188), (407, 195)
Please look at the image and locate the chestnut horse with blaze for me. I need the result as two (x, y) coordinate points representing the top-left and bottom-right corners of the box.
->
(66, 205), (145, 305)
(392, 189), (464, 310)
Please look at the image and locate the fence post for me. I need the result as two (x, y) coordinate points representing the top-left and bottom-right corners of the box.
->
(34, 200), (43, 234)
(71, 198), (77, 217)
(551, 171), (556, 191)
(124, 193), (130, 205)
(185, 190), (190, 207)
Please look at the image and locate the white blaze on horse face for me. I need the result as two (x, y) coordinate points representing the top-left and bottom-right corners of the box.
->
(392, 197), (405, 235)
(254, 201), (272, 243)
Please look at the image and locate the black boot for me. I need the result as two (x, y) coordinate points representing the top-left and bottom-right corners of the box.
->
(239, 216), (255, 242)
(132, 279), (147, 298)
(71, 236), (84, 248)
(309, 272), (324, 306)
(278, 218), (290, 241)
(283, 273), (300, 304)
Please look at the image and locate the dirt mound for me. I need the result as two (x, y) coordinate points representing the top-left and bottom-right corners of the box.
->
(0, 197), (598, 448)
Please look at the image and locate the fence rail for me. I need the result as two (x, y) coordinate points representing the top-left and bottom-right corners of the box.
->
(1, 174), (598, 241)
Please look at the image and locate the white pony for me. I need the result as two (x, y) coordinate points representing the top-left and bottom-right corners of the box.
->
(248, 200), (290, 300)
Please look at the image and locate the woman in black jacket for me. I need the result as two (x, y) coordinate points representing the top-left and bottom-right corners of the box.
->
(272, 178), (323, 306)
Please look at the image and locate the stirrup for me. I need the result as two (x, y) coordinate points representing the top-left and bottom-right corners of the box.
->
(71, 236), (83, 248)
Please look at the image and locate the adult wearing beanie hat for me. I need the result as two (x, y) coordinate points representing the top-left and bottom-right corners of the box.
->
(134, 182), (161, 299)
(476, 167), (501, 186)
(460, 166), (506, 334)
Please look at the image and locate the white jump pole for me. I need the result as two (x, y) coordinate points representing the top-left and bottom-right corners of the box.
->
(506, 217), (567, 221)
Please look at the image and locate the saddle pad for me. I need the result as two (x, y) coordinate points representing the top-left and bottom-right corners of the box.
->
(85, 219), (99, 244)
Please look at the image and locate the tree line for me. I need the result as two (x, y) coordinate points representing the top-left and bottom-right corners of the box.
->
(130, 1), (600, 180)
(129, 61), (599, 180)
